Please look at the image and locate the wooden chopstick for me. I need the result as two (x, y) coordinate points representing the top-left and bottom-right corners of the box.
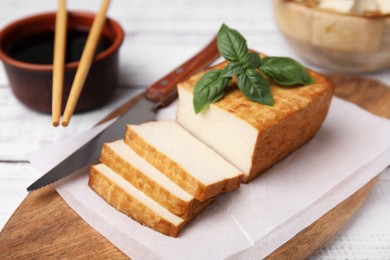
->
(61, 0), (111, 127)
(52, 0), (67, 127)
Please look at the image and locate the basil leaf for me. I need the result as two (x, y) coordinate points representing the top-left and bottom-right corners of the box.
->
(260, 57), (314, 86)
(243, 52), (262, 69)
(220, 62), (245, 77)
(192, 24), (316, 113)
(217, 24), (248, 63)
(193, 70), (232, 113)
(237, 69), (274, 106)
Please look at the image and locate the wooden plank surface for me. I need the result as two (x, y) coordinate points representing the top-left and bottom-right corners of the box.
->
(0, 74), (389, 259)
(1, 0), (390, 257)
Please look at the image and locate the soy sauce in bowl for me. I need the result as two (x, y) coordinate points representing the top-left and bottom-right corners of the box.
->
(7, 30), (111, 65)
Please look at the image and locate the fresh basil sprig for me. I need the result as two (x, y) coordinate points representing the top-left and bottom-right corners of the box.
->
(217, 24), (248, 63)
(237, 69), (274, 106)
(193, 70), (232, 114)
(193, 24), (314, 114)
(260, 57), (315, 86)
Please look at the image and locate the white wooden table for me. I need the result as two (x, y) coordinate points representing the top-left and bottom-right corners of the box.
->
(1, 0), (389, 258)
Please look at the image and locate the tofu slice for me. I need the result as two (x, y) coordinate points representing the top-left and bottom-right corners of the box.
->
(176, 60), (334, 182)
(89, 164), (184, 237)
(376, 0), (390, 14)
(318, 0), (355, 13)
(124, 121), (243, 202)
(100, 140), (206, 219)
(353, 0), (379, 14)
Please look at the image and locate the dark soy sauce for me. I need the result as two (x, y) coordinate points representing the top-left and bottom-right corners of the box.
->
(7, 30), (112, 64)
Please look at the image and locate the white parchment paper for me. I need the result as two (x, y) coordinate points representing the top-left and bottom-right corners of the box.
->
(28, 97), (390, 259)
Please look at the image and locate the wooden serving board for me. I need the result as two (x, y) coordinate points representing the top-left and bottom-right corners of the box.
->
(1, 74), (389, 259)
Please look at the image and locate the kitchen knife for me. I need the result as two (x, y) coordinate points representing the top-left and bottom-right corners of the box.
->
(27, 36), (220, 191)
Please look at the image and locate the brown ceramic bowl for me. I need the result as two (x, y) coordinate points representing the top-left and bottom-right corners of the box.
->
(0, 11), (124, 113)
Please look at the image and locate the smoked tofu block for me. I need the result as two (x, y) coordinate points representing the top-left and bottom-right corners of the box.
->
(100, 140), (206, 219)
(89, 164), (185, 237)
(177, 61), (334, 182)
(124, 121), (243, 202)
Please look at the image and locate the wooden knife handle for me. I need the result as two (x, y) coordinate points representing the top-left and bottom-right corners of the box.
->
(145, 36), (220, 105)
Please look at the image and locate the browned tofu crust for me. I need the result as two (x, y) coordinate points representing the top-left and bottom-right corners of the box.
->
(179, 59), (334, 182)
(124, 126), (242, 201)
(88, 165), (184, 237)
(100, 143), (203, 219)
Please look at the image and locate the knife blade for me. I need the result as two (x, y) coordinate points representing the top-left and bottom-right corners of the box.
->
(27, 36), (220, 191)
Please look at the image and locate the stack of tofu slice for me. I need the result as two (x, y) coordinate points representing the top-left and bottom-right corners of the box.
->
(89, 121), (243, 237)
(89, 59), (334, 237)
